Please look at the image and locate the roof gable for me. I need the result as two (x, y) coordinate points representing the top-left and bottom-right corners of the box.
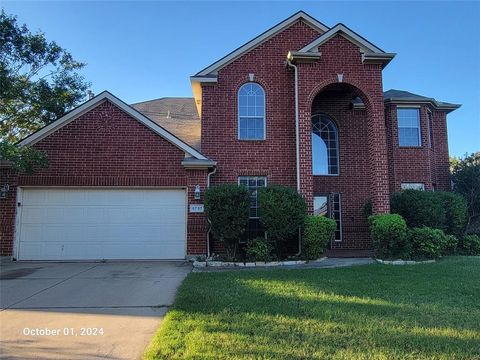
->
(300, 23), (384, 53)
(19, 91), (209, 160)
(193, 11), (329, 77)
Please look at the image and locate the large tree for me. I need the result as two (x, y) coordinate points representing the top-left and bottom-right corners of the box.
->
(451, 152), (480, 235)
(0, 10), (90, 142)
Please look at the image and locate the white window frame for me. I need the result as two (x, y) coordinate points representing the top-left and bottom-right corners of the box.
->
(237, 83), (266, 141)
(311, 113), (340, 176)
(313, 193), (342, 242)
(401, 183), (425, 191)
(238, 176), (267, 219)
(397, 107), (421, 147)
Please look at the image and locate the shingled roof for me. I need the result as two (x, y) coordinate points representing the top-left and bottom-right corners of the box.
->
(131, 97), (201, 150)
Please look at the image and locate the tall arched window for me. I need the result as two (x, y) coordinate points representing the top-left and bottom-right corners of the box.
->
(312, 114), (339, 175)
(238, 83), (265, 140)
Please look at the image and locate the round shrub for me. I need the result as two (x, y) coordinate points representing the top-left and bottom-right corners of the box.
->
(408, 227), (448, 260)
(245, 238), (272, 262)
(258, 185), (306, 258)
(303, 216), (337, 260)
(436, 192), (467, 237)
(368, 214), (408, 259)
(204, 184), (251, 259)
(391, 190), (446, 230)
(459, 234), (480, 255)
(442, 234), (459, 255)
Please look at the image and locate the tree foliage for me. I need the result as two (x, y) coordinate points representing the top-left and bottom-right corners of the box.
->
(0, 10), (90, 141)
(204, 184), (251, 259)
(451, 152), (480, 235)
(0, 141), (48, 174)
(258, 185), (306, 257)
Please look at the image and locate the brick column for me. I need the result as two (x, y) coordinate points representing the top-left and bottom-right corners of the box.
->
(367, 96), (390, 214)
(186, 169), (209, 256)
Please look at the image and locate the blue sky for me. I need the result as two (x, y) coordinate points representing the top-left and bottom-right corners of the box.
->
(3, 1), (479, 157)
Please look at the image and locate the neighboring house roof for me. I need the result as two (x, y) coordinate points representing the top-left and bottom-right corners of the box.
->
(383, 89), (461, 112)
(192, 11), (329, 79)
(18, 91), (211, 162)
(131, 97), (201, 151)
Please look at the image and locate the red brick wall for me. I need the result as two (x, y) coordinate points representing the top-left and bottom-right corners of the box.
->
(201, 26), (390, 251)
(0, 100), (208, 257)
(201, 20), (320, 187)
(311, 92), (371, 249)
(0, 169), (18, 256)
(385, 104), (451, 193)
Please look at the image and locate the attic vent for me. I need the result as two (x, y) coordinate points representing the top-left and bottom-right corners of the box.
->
(166, 110), (171, 119)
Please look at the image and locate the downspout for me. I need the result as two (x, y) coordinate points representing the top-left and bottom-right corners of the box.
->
(205, 166), (217, 258)
(287, 59), (302, 256)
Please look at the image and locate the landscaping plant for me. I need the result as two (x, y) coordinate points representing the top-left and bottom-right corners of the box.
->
(245, 237), (272, 262)
(391, 190), (445, 230)
(459, 234), (480, 255)
(303, 215), (336, 260)
(436, 191), (467, 238)
(408, 227), (448, 260)
(368, 214), (408, 259)
(258, 185), (306, 258)
(204, 184), (250, 259)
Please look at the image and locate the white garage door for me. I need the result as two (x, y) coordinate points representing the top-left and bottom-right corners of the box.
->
(16, 188), (186, 260)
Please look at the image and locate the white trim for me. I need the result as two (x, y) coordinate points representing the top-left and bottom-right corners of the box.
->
(237, 83), (266, 141)
(18, 91), (209, 161)
(396, 104), (421, 108)
(300, 23), (384, 54)
(195, 11), (329, 76)
(190, 76), (218, 83)
(238, 176), (267, 219)
(13, 187), (23, 260)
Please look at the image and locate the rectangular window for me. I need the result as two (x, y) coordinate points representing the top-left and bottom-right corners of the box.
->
(313, 193), (342, 241)
(239, 176), (267, 241)
(397, 108), (421, 147)
(401, 183), (425, 191)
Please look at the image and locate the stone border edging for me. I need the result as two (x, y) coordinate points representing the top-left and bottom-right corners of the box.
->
(193, 257), (327, 268)
(375, 259), (435, 265)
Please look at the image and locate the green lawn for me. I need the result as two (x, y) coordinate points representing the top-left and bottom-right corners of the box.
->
(144, 257), (480, 360)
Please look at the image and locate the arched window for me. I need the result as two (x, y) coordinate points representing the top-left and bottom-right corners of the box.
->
(312, 114), (339, 175)
(238, 83), (265, 140)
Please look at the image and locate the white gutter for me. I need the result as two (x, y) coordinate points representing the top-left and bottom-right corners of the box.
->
(287, 60), (301, 193)
(205, 166), (217, 258)
(287, 59), (302, 256)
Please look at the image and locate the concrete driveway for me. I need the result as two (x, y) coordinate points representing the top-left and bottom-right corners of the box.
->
(0, 261), (191, 360)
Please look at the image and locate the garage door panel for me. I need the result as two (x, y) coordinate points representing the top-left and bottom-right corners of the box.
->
(17, 189), (186, 260)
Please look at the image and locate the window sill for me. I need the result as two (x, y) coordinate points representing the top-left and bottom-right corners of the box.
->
(313, 174), (340, 177)
(238, 139), (266, 142)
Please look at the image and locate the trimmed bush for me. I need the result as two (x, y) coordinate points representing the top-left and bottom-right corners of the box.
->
(258, 185), (306, 258)
(437, 192), (467, 237)
(391, 190), (446, 230)
(245, 238), (272, 262)
(459, 234), (480, 255)
(442, 234), (459, 255)
(368, 214), (408, 259)
(303, 216), (337, 260)
(408, 227), (448, 260)
(204, 184), (251, 259)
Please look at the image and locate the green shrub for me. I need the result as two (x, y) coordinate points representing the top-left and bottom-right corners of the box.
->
(408, 227), (448, 260)
(245, 238), (272, 262)
(258, 185), (306, 258)
(442, 234), (459, 255)
(437, 192), (467, 237)
(368, 214), (408, 259)
(459, 234), (480, 255)
(391, 190), (446, 230)
(204, 184), (251, 258)
(303, 216), (337, 260)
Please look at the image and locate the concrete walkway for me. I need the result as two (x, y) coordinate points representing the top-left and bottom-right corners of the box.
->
(0, 261), (191, 360)
(193, 257), (375, 272)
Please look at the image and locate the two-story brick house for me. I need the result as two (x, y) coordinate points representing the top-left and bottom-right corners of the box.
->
(0, 11), (459, 260)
